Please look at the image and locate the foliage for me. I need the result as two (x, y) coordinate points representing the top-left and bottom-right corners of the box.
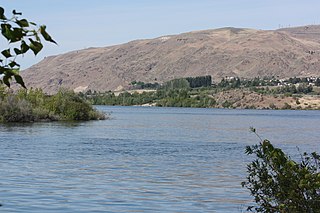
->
(86, 88), (217, 108)
(186, 75), (212, 88)
(0, 94), (34, 122)
(156, 89), (216, 108)
(0, 6), (56, 88)
(222, 100), (233, 108)
(218, 77), (316, 95)
(218, 77), (241, 88)
(83, 75), (320, 109)
(161, 78), (190, 90)
(161, 75), (212, 90)
(242, 128), (320, 212)
(0, 88), (105, 122)
(130, 81), (160, 89)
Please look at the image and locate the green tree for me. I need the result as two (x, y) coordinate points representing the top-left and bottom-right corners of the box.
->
(242, 128), (320, 212)
(0, 6), (56, 88)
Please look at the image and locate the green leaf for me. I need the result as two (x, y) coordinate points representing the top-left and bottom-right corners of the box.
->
(0, 7), (6, 19)
(1, 23), (13, 41)
(5, 68), (19, 76)
(0, 66), (6, 74)
(16, 19), (29, 27)
(35, 33), (41, 42)
(3, 75), (11, 87)
(14, 48), (22, 55)
(29, 39), (43, 55)
(1, 49), (12, 58)
(10, 27), (24, 42)
(12, 10), (22, 16)
(9, 61), (20, 68)
(40, 25), (57, 44)
(14, 74), (26, 88)
(20, 41), (29, 54)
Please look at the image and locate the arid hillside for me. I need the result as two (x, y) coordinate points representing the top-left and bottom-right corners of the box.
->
(21, 25), (320, 94)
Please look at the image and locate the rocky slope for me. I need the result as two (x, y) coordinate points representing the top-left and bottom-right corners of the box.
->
(21, 25), (320, 94)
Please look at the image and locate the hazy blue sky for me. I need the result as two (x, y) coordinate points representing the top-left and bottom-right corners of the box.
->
(1, 0), (320, 68)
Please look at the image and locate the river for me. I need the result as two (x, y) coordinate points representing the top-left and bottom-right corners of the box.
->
(0, 106), (319, 212)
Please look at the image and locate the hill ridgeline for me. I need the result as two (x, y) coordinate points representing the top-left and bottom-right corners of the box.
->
(21, 25), (320, 94)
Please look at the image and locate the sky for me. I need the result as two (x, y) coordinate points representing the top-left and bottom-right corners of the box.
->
(1, 0), (320, 69)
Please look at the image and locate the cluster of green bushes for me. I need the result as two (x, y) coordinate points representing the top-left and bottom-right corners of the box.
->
(129, 75), (212, 91)
(85, 91), (158, 106)
(82, 75), (320, 109)
(186, 75), (212, 88)
(217, 77), (278, 88)
(161, 78), (191, 90)
(156, 89), (216, 107)
(243, 128), (320, 212)
(84, 76), (215, 108)
(130, 81), (160, 89)
(85, 88), (217, 108)
(0, 88), (105, 122)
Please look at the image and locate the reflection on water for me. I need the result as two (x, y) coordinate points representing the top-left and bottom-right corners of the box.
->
(0, 106), (319, 212)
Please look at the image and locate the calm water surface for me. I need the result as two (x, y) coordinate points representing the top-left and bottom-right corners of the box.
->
(0, 106), (319, 212)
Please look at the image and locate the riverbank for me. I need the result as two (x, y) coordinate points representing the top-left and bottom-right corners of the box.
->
(84, 87), (320, 110)
(210, 89), (320, 110)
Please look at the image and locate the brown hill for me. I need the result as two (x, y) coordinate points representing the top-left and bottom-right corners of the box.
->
(21, 25), (320, 94)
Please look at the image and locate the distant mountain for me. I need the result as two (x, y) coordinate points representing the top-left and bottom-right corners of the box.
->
(21, 25), (320, 94)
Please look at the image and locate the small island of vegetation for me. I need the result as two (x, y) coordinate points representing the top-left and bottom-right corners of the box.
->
(0, 87), (105, 122)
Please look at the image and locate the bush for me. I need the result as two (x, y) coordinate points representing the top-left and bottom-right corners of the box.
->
(282, 102), (292, 110)
(0, 89), (105, 122)
(242, 129), (320, 212)
(222, 100), (232, 108)
(0, 95), (34, 122)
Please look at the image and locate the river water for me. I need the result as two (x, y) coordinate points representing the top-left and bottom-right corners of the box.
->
(0, 106), (319, 212)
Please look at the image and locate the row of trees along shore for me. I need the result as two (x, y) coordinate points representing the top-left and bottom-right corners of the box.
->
(83, 75), (320, 109)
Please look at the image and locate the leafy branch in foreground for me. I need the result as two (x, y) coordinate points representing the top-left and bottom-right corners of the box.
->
(242, 128), (320, 212)
(0, 6), (56, 88)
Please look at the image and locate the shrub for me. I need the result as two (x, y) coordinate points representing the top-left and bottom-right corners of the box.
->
(242, 128), (320, 212)
(45, 90), (105, 121)
(282, 102), (292, 110)
(0, 95), (34, 122)
(0, 89), (105, 122)
(222, 100), (232, 108)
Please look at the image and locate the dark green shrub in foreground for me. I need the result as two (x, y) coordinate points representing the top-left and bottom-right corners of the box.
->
(242, 129), (320, 212)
